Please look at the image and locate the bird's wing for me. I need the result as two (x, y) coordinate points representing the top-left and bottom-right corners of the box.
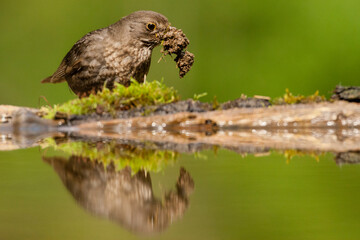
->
(41, 42), (85, 84)
(41, 30), (103, 84)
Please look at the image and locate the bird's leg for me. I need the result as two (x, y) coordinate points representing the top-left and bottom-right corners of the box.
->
(38, 96), (52, 108)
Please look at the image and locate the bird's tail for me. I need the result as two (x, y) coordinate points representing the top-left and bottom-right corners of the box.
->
(41, 75), (66, 84)
(41, 76), (52, 83)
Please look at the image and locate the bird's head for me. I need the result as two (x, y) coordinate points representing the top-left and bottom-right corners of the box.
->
(114, 11), (170, 48)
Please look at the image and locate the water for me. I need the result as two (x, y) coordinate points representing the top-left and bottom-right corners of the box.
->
(1, 139), (360, 240)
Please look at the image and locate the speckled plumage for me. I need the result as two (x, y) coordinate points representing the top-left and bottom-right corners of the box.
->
(42, 11), (169, 97)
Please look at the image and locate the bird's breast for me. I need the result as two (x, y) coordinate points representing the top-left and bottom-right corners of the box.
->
(104, 42), (152, 75)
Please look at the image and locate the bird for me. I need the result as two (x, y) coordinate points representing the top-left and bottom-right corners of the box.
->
(41, 11), (170, 97)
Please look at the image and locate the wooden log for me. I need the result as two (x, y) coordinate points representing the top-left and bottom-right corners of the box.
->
(0, 105), (38, 123)
(71, 101), (360, 153)
(1, 101), (360, 153)
(76, 101), (360, 130)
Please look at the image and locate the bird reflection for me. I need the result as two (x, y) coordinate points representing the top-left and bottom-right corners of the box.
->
(43, 155), (194, 234)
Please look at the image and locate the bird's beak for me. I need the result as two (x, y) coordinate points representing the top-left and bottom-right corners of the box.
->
(156, 24), (171, 40)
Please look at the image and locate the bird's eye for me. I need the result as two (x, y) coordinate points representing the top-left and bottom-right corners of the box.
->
(146, 22), (156, 31)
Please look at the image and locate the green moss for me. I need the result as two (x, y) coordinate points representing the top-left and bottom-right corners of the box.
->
(193, 92), (207, 101)
(39, 79), (333, 120)
(40, 79), (179, 119)
(41, 138), (177, 173)
(272, 89), (326, 105)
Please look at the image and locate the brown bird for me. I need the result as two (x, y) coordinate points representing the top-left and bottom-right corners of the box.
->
(42, 11), (170, 97)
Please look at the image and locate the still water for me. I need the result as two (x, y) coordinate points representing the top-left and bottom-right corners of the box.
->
(0, 138), (360, 240)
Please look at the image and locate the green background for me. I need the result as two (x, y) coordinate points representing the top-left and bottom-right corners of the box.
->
(1, 0), (359, 107)
(1, 1), (360, 239)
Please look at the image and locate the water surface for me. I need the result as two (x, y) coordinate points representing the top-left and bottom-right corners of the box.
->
(0, 137), (360, 240)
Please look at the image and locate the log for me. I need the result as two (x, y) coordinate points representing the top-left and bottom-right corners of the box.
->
(76, 101), (360, 130)
(0, 101), (359, 153)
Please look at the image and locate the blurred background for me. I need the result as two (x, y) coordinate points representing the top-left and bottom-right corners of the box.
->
(1, 2), (360, 239)
(0, 0), (359, 106)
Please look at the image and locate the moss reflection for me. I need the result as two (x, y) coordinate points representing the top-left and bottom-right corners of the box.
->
(41, 138), (178, 173)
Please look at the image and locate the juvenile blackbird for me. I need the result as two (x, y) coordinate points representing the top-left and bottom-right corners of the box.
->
(41, 11), (170, 97)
